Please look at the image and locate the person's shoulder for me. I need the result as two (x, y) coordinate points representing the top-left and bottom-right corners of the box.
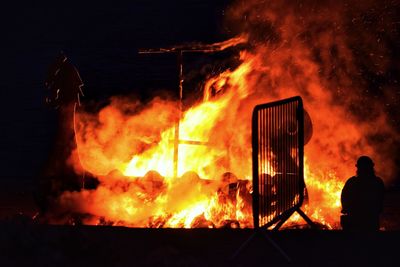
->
(346, 176), (357, 183)
(344, 176), (357, 186)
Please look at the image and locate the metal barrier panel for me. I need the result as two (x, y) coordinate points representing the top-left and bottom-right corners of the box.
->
(252, 96), (305, 228)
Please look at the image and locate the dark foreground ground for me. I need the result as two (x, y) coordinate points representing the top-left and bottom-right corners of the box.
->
(1, 183), (400, 266)
(0, 223), (399, 267)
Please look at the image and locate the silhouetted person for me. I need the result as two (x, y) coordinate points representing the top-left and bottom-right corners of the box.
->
(35, 52), (85, 215)
(341, 156), (384, 231)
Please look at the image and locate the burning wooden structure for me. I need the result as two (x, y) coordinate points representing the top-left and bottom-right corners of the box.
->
(40, 48), (318, 229)
(37, 37), (334, 229)
(138, 35), (247, 178)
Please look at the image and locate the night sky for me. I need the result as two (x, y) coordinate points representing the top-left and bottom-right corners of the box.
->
(1, 0), (400, 193)
(1, 1), (232, 183)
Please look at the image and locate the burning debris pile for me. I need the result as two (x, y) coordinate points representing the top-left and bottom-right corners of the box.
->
(41, 0), (399, 229)
(55, 170), (252, 228)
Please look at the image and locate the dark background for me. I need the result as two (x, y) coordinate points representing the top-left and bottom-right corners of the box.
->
(0, 0), (232, 182)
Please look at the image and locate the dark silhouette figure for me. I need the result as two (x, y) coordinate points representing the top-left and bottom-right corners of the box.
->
(341, 156), (384, 231)
(35, 52), (85, 215)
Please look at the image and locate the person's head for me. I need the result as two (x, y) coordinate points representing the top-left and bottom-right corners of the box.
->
(356, 156), (375, 177)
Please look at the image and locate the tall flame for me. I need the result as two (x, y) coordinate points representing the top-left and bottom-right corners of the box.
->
(56, 0), (398, 229)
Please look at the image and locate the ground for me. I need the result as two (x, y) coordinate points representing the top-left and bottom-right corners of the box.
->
(1, 182), (400, 266)
(0, 224), (399, 267)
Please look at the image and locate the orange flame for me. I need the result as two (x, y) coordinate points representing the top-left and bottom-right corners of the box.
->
(57, 1), (398, 229)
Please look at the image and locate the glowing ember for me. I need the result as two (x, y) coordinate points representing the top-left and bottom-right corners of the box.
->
(54, 1), (398, 229)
